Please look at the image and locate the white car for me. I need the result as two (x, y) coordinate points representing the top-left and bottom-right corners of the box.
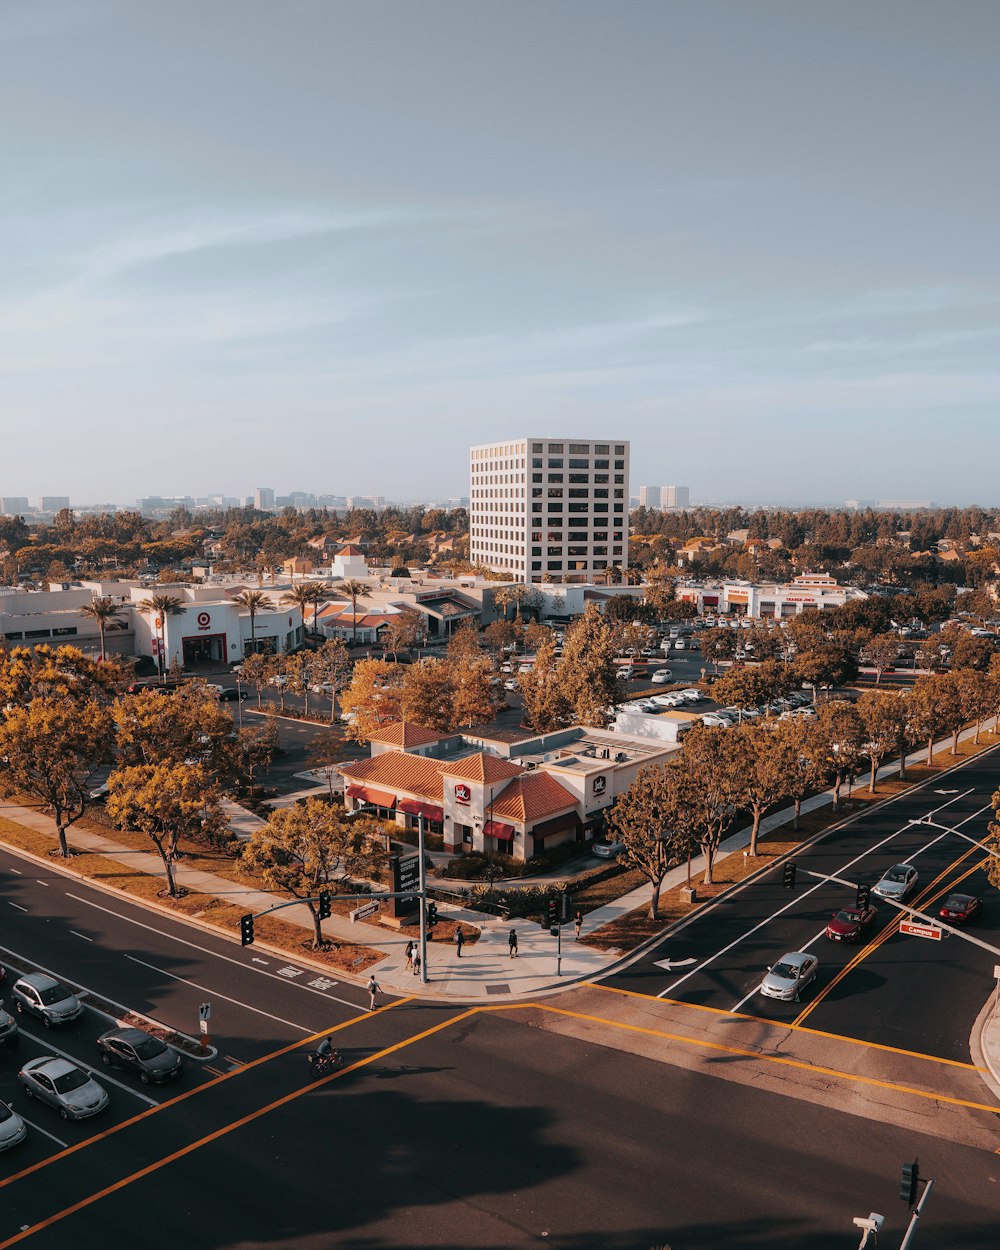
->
(759, 952), (819, 1002)
(872, 863), (918, 901)
(702, 712), (734, 728)
(679, 689), (704, 703)
(0, 1102), (27, 1152)
(202, 683), (224, 698)
(617, 666), (635, 681)
(651, 693), (685, 707)
(503, 678), (519, 691)
(650, 669), (673, 684)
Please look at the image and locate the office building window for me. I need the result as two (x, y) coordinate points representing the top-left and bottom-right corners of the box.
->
(548, 443), (564, 453)
(615, 444), (625, 453)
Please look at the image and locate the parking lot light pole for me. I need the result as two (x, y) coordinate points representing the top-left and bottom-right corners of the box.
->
(418, 814), (428, 984)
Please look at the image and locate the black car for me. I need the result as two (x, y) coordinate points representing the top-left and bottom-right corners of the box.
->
(218, 688), (248, 702)
(97, 1027), (183, 1084)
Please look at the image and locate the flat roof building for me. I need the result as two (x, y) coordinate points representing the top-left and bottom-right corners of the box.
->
(470, 438), (630, 584)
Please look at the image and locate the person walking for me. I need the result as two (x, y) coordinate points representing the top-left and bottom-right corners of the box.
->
(412, 949), (421, 977)
(367, 975), (380, 1011)
(454, 927), (464, 958)
(508, 928), (518, 959)
(404, 940), (414, 971)
(574, 910), (583, 941)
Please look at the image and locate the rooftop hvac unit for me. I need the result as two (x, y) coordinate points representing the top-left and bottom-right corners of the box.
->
(615, 752), (627, 763)
(601, 747), (610, 759)
(526, 761), (537, 770)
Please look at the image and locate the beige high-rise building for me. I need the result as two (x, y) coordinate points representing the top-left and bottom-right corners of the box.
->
(470, 438), (630, 584)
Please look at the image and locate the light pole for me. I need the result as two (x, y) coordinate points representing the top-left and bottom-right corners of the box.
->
(417, 814), (428, 984)
(236, 675), (244, 730)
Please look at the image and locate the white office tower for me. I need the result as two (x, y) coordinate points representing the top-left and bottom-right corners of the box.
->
(662, 485), (690, 508)
(638, 486), (661, 508)
(470, 438), (630, 584)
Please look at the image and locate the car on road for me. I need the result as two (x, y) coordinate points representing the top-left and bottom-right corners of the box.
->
(218, 687), (248, 702)
(617, 665), (634, 680)
(824, 905), (878, 943)
(11, 973), (83, 1026)
(0, 1101), (27, 1152)
(97, 1027), (183, 1084)
(650, 669), (673, 684)
(503, 678), (519, 691)
(592, 838), (626, 859)
(18, 1057), (109, 1121)
(872, 863), (918, 902)
(759, 952), (819, 1002)
(938, 893), (982, 924)
(202, 683), (224, 697)
(0, 1003), (19, 1045)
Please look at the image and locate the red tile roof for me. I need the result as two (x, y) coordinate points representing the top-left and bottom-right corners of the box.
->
(340, 752), (444, 802)
(369, 721), (443, 748)
(490, 773), (578, 823)
(439, 753), (523, 784)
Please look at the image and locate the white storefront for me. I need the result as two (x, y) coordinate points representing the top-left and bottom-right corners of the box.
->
(128, 587), (302, 668)
(676, 573), (866, 619)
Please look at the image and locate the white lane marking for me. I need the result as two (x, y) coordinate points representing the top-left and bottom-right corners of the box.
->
(658, 789), (976, 1001)
(16, 1113), (68, 1148)
(64, 893), (367, 1012)
(36, 880), (49, 887)
(17, 1028), (159, 1107)
(8, 903), (27, 912)
(123, 955), (313, 1034)
(7, 868), (21, 874)
(70, 931), (93, 942)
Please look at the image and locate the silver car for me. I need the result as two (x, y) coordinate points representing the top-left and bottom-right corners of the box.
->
(0, 1101), (27, 1152)
(18, 1057), (109, 1121)
(872, 863), (918, 902)
(97, 1027), (183, 1084)
(11, 973), (83, 1026)
(759, 952), (819, 1002)
(0, 1003), (18, 1045)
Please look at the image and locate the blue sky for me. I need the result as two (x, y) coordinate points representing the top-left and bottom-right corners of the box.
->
(1, 1), (998, 506)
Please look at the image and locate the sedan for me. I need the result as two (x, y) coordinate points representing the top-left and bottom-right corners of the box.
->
(0, 1102), (27, 1152)
(592, 838), (626, 859)
(825, 905), (878, 943)
(938, 893), (982, 925)
(678, 689), (704, 703)
(872, 863), (918, 902)
(650, 669), (673, 684)
(97, 1027), (183, 1084)
(219, 687), (248, 702)
(11, 974), (83, 1026)
(702, 712), (734, 728)
(18, 1057), (109, 1120)
(0, 1003), (18, 1046)
(759, 952), (819, 1002)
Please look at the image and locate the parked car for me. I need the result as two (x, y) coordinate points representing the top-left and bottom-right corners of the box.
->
(617, 665), (635, 681)
(651, 693), (686, 707)
(202, 683), (224, 697)
(701, 712), (734, 728)
(592, 838), (626, 859)
(650, 669), (673, 684)
(11, 974), (83, 1027)
(0, 1101), (27, 1152)
(938, 893), (981, 924)
(759, 952), (819, 1002)
(97, 1027), (183, 1084)
(872, 863), (918, 901)
(0, 1003), (18, 1046)
(678, 689), (704, 702)
(503, 678), (519, 691)
(18, 1057), (109, 1121)
(218, 688), (248, 702)
(825, 905), (878, 943)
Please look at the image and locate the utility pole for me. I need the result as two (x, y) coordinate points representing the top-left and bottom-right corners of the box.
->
(418, 814), (428, 984)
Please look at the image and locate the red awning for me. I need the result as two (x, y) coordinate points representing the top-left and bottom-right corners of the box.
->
(530, 811), (579, 841)
(397, 798), (444, 822)
(345, 785), (397, 809)
(483, 819), (515, 839)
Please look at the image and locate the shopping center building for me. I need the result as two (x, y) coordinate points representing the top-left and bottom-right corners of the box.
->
(675, 572), (867, 619)
(339, 719), (675, 861)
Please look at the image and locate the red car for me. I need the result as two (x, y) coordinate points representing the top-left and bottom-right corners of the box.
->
(825, 905), (878, 943)
(939, 893), (981, 924)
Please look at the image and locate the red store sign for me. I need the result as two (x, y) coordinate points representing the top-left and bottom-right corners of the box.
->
(454, 783), (471, 805)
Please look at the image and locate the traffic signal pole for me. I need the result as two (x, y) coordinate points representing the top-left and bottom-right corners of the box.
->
(418, 814), (428, 984)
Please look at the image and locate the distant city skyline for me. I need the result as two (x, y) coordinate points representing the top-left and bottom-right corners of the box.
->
(2, 3), (998, 504)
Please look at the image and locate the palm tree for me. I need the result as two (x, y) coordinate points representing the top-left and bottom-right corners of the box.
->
(280, 585), (313, 645)
(138, 594), (184, 680)
(78, 596), (124, 660)
(307, 582), (330, 640)
(338, 579), (367, 646)
(233, 589), (275, 656)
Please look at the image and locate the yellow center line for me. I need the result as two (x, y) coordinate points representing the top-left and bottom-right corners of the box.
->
(502, 1001), (1000, 1114)
(0, 1002), (473, 1250)
(592, 983), (985, 1071)
(0, 995), (416, 1193)
(792, 847), (990, 1027)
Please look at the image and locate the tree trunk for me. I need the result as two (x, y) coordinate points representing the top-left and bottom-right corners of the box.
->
(748, 809), (761, 857)
(311, 902), (324, 949)
(158, 846), (178, 897)
(648, 879), (662, 921)
(831, 777), (841, 812)
(869, 760), (878, 793)
(951, 726), (960, 756)
(55, 817), (69, 858)
(701, 842), (715, 885)
(926, 735), (934, 766)
(793, 797), (801, 832)
(974, 716), (982, 745)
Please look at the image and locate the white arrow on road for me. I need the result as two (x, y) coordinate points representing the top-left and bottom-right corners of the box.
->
(934, 789), (960, 795)
(654, 957), (697, 971)
(251, 958), (269, 965)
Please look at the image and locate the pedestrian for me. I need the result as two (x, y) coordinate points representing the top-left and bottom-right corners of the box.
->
(508, 928), (518, 959)
(454, 927), (464, 957)
(412, 949), (421, 977)
(367, 974), (380, 1011)
(404, 940), (414, 970)
(574, 910), (583, 941)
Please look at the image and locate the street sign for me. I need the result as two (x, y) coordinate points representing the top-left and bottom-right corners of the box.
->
(198, 1002), (211, 1022)
(900, 919), (943, 941)
(199, 1019), (209, 1036)
(350, 900), (381, 922)
(390, 853), (421, 919)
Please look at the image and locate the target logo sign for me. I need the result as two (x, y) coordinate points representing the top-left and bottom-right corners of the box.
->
(196, 611), (212, 631)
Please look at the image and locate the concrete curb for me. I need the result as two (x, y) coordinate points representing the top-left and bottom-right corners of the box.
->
(969, 993), (1000, 1104)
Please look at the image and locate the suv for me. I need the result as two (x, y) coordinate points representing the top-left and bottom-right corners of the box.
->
(11, 974), (83, 1027)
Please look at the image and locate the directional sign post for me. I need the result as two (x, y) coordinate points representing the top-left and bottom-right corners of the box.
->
(899, 919), (943, 941)
(198, 1002), (211, 1053)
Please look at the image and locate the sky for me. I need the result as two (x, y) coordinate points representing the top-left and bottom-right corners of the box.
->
(1, 0), (998, 507)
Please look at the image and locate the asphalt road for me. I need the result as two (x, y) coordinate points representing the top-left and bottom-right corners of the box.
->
(606, 746), (1000, 1064)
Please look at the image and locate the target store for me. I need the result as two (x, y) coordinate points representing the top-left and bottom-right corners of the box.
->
(128, 585), (303, 669)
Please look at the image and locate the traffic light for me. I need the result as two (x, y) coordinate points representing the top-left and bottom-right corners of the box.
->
(782, 860), (797, 889)
(546, 897), (559, 931)
(856, 884), (871, 911)
(318, 891), (331, 921)
(900, 1159), (919, 1207)
(426, 901), (438, 928)
(240, 913), (255, 947)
